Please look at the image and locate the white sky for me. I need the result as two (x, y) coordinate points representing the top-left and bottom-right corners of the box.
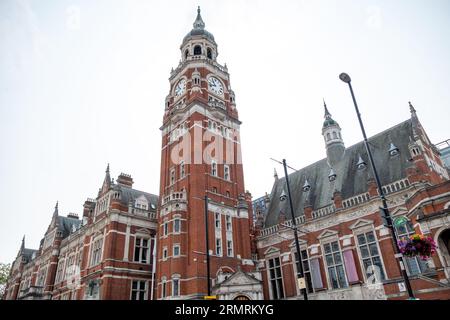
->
(1, 0), (449, 263)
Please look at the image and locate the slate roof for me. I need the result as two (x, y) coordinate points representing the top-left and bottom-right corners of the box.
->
(264, 119), (415, 228)
(182, 7), (216, 46)
(112, 183), (159, 209)
(57, 216), (82, 238)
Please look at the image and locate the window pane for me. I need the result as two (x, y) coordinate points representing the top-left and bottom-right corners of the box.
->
(360, 246), (369, 258)
(333, 253), (342, 264)
(325, 254), (333, 266)
(372, 256), (385, 280)
(369, 243), (379, 256)
(336, 265), (347, 288)
(357, 234), (366, 245)
(324, 243), (331, 254)
(132, 281), (138, 290)
(328, 268), (338, 289)
(366, 231), (375, 243)
(331, 242), (339, 252)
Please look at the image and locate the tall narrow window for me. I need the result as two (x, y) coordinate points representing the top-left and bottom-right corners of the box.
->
(180, 161), (185, 178)
(356, 231), (385, 281)
(293, 250), (314, 293)
(215, 212), (221, 229)
(395, 220), (429, 275)
(225, 215), (232, 231)
(161, 278), (167, 298)
(163, 222), (169, 236)
(134, 238), (150, 263)
(172, 278), (180, 296)
(184, 49), (189, 60)
(323, 241), (347, 289)
(162, 247), (168, 260)
(224, 165), (230, 181)
(268, 257), (284, 299)
(173, 218), (181, 233)
(211, 161), (217, 176)
(131, 280), (147, 300)
(170, 169), (175, 185)
(227, 240), (233, 256)
(207, 47), (212, 59)
(216, 238), (222, 256)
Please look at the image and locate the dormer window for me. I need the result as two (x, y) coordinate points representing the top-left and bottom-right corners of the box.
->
(328, 168), (337, 182)
(302, 179), (311, 192)
(389, 143), (400, 156)
(194, 45), (202, 55)
(357, 155), (367, 170)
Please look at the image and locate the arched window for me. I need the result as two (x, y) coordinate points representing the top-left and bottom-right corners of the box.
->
(333, 132), (338, 139)
(184, 49), (189, 59)
(326, 133), (331, 141)
(207, 48), (212, 59)
(194, 45), (202, 55)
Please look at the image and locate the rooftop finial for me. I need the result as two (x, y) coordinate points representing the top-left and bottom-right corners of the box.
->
(106, 163), (110, 173)
(21, 235), (25, 250)
(323, 98), (331, 118)
(193, 6), (205, 30)
(274, 168), (278, 180)
(53, 201), (59, 217)
(409, 101), (417, 117)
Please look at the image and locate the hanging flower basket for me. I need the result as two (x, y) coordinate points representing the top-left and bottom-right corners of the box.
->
(398, 234), (437, 260)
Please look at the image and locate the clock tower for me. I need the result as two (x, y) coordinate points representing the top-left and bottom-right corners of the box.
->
(156, 8), (258, 300)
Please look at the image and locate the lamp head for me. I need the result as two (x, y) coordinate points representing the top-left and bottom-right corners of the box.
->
(339, 73), (351, 83)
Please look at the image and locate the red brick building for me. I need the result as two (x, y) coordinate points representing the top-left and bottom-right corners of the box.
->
(155, 7), (262, 300)
(4, 165), (158, 300)
(255, 102), (450, 300)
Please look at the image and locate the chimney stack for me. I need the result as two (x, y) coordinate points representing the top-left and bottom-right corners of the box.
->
(117, 173), (134, 187)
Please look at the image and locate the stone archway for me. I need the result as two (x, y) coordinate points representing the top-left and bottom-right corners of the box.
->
(234, 294), (251, 300)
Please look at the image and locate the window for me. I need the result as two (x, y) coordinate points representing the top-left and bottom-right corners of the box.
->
(356, 231), (385, 282)
(211, 161), (217, 176)
(161, 278), (167, 298)
(326, 133), (331, 141)
(215, 212), (221, 229)
(172, 278), (180, 296)
(207, 47), (212, 59)
(226, 191), (230, 198)
(173, 218), (181, 233)
(216, 238), (222, 256)
(268, 257), (284, 299)
(395, 220), (429, 275)
(134, 237), (150, 263)
(37, 267), (47, 287)
(163, 222), (169, 236)
(323, 241), (347, 289)
(225, 215), (232, 231)
(193, 45), (201, 55)
(55, 259), (65, 283)
(180, 161), (185, 178)
(90, 238), (103, 266)
(293, 250), (314, 293)
(333, 131), (338, 139)
(184, 49), (189, 59)
(162, 247), (168, 260)
(131, 280), (147, 300)
(224, 165), (230, 181)
(170, 169), (175, 185)
(65, 254), (75, 280)
(173, 244), (180, 257)
(227, 240), (233, 256)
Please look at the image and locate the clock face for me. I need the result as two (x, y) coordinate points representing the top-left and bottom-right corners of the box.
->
(174, 79), (186, 97)
(208, 76), (224, 95)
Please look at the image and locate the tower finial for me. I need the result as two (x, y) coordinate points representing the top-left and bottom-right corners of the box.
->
(323, 98), (331, 118)
(193, 6), (205, 30)
(106, 163), (110, 173)
(53, 201), (59, 217)
(21, 235), (25, 250)
(274, 168), (278, 180)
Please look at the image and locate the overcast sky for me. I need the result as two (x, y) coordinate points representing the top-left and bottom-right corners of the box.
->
(1, 0), (449, 263)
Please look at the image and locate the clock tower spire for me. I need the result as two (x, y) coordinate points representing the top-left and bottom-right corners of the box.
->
(156, 8), (257, 300)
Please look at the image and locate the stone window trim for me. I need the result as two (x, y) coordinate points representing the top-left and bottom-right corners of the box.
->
(130, 280), (148, 300)
(320, 239), (348, 290)
(354, 229), (387, 283)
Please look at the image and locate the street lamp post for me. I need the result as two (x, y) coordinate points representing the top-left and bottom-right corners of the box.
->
(282, 159), (309, 300)
(339, 72), (415, 299)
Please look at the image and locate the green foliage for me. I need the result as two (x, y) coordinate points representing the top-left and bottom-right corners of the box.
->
(0, 262), (11, 296)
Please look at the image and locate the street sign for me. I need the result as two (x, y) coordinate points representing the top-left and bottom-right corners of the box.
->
(297, 277), (306, 290)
